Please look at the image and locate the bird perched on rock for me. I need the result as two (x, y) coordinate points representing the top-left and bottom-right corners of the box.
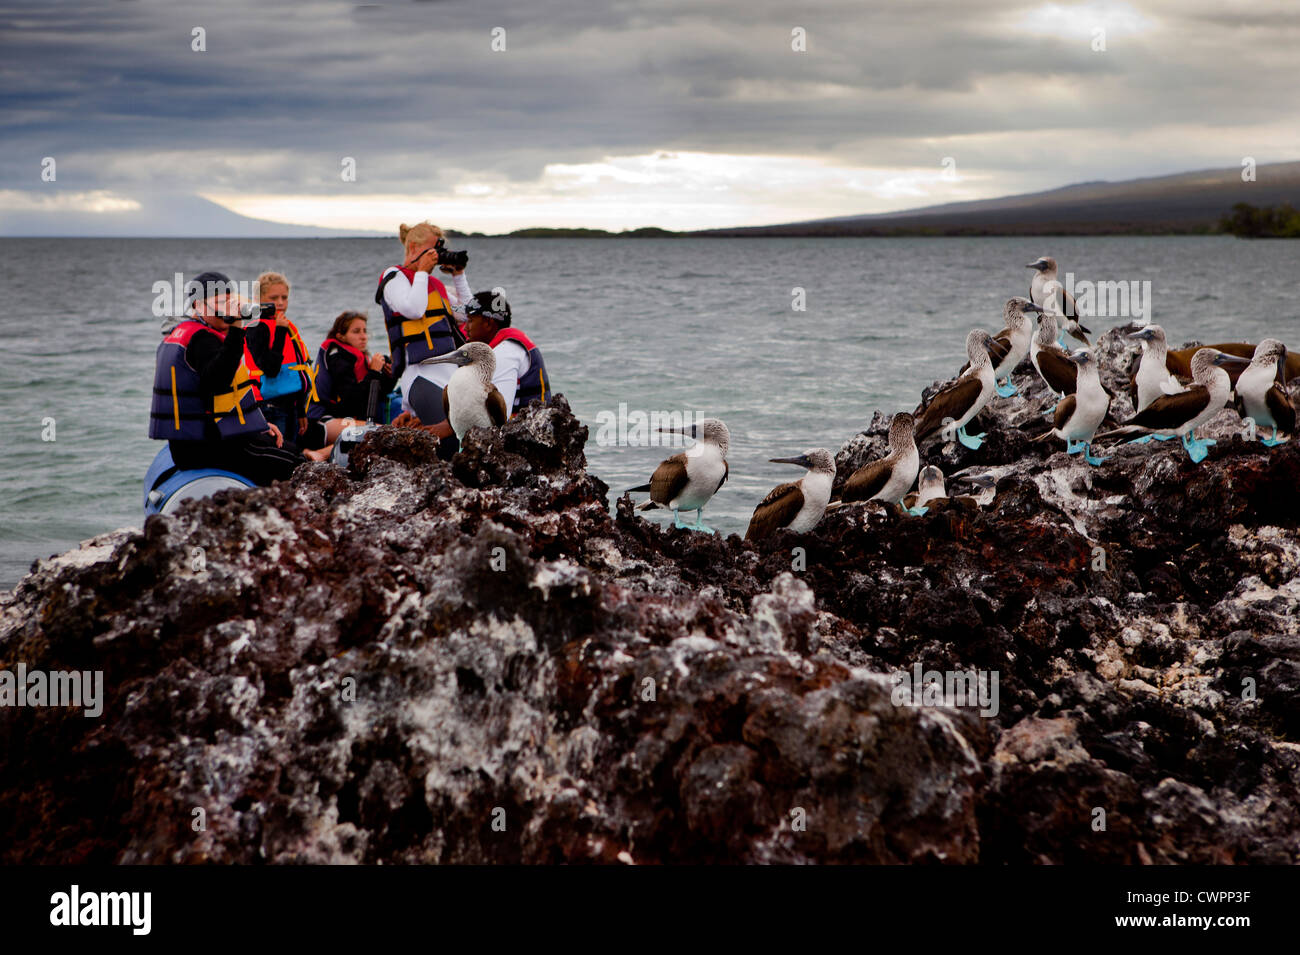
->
(1097, 348), (1249, 463)
(1027, 256), (1091, 347)
(745, 449), (835, 540)
(1033, 349), (1111, 465)
(838, 412), (923, 514)
(1123, 323), (1184, 443)
(419, 342), (507, 439)
(627, 417), (729, 533)
(903, 468), (996, 511)
(900, 465), (945, 515)
(1029, 309), (1078, 415)
(960, 298), (1042, 397)
(1164, 342), (1299, 388)
(915, 329), (997, 450)
(1234, 339), (1295, 446)
(982, 297), (1042, 397)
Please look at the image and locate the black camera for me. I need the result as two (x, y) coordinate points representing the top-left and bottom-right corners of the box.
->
(437, 247), (469, 270)
(238, 302), (277, 321)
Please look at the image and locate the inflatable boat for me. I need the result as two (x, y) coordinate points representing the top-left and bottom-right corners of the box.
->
(143, 389), (401, 515)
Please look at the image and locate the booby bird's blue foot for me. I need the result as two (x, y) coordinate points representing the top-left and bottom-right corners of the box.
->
(1056, 332), (1067, 348)
(1083, 444), (1109, 466)
(956, 426), (985, 450)
(904, 505), (929, 517)
(1041, 402), (1058, 417)
(1065, 439), (1086, 455)
(1181, 433), (1214, 464)
(995, 379), (1018, 398)
(1261, 434), (1286, 447)
(1128, 435), (1154, 445)
(691, 510), (715, 534)
(1152, 433), (1176, 441)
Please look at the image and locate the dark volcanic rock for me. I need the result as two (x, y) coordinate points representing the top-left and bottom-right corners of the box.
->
(2, 363), (1298, 864)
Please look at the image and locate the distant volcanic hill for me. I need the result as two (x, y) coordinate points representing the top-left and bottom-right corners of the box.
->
(695, 162), (1300, 237)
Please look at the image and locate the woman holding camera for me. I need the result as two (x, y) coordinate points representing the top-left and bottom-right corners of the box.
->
(374, 221), (473, 457)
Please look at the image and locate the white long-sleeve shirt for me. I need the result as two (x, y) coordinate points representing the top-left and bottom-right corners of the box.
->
(381, 267), (473, 323)
(381, 267), (474, 395)
(490, 339), (530, 414)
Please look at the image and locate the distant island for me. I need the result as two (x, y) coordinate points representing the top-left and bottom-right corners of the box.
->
(440, 163), (1300, 239)
(1218, 202), (1300, 238)
(448, 226), (678, 239)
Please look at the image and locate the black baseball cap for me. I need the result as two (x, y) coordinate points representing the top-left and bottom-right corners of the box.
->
(465, 290), (512, 326)
(186, 270), (234, 306)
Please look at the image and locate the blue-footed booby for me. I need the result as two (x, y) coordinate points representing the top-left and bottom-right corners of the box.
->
(1033, 350), (1111, 465)
(1125, 324), (1184, 443)
(1097, 348), (1249, 463)
(901, 465), (945, 515)
(627, 417), (730, 533)
(1029, 309), (1078, 415)
(745, 448), (835, 540)
(1027, 257), (1091, 347)
(1235, 339), (1295, 446)
(420, 342), (508, 439)
(915, 330), (997, 450)
(839, 412), (923, 513)
(903, 468), (996, 510)
(961, 299), (1042, 397)
(1166, 342), (1300, 387)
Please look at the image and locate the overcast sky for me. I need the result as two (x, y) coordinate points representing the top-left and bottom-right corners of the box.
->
(3, 0), (1299, 233)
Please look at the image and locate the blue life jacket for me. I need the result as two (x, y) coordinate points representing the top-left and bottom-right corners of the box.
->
(306, 338), (367, 420)
(149, 320), (268, 441)
(375, 267), (464, 367)
(488, 328), (550, 414)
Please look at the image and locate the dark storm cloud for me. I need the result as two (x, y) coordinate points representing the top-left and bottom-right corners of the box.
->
(1, 0), (1297, 204)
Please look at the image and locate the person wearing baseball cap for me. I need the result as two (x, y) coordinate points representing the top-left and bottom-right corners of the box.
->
(461, 289), (551, 417)
(148, 270), (322, 486)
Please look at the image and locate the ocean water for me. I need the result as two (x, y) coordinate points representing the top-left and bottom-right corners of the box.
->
(1, 235), (1297, 589)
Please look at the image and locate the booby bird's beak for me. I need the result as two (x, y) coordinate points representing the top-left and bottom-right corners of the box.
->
(1022, 302), (1044, 313)
(770, 454), (811, 468)
(1126, 326), (1156, 341)
(420, 350), (472, 366)
(1066, 349), (1091, 364)
(952, 472), (996, 490)
(1212, 352), (1250, 367)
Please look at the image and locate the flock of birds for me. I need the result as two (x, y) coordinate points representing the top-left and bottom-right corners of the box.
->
(623, 255), (1297, 541)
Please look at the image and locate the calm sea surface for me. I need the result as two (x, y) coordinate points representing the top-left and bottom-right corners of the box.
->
(2, 235), (1297, 589)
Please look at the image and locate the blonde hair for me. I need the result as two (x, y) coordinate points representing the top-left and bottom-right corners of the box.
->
(257, 271), (290, 298)
(399, 221), (444, 256)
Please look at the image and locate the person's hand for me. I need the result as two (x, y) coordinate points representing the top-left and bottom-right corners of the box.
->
(439, 264), (465, 276)
(368, 353), (388, 372)
(266, 422), (284, 447)
(405, 247), (437, 272)
(297, 416), (308, 436)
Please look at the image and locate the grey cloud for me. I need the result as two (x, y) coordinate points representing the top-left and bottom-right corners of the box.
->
(0, 0), (1297, 206)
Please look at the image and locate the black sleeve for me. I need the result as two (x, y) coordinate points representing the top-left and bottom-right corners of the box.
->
(328, 349), (396, 416)
(245, 323), (287, 376)
(189, 325), (247, 397)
